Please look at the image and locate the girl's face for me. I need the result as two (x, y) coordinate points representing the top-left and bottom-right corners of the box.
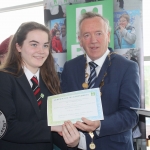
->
(56, 31), (60, 39)
(16, 29), (50, 74)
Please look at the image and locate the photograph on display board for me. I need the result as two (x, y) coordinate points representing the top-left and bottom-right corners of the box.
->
(49, 18), (67, 53)
(114, 0), (142, 12)
(114, 12), (136, 50)
(113, 0), (142, 73)
(44, 0), (66, 26)
(52, 53), (67, 79)
(50, 18), (66, 53)
(44, 0), (86, 27)
(51, 30), (63, 53)
(115, 48), (140, 66)
(114, 10), (141, 50)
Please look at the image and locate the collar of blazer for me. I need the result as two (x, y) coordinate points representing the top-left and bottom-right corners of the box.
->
(93, 51), (117, 89)
(2, 67), (45, 119)
(16, 72), (41, 119)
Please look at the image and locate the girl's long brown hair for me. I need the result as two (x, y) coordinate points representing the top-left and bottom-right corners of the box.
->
(0, 21), (61, 94)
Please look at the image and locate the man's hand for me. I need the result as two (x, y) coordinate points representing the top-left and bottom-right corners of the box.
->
(74, 117), (100, 132)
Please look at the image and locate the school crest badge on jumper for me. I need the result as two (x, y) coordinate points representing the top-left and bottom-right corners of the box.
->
(0, 110), (7, 139)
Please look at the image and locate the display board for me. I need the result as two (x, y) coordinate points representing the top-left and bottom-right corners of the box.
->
(66, 0), (114, 59)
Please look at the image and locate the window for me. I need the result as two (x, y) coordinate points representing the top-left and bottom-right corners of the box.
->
(0, 0), (42, 9)
(145, 61), (150, 139)
(0, 1), (43, 43)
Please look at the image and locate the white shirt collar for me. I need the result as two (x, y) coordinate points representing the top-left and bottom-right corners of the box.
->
(23, 66), (40, 84)
(86, 49), (110, 67)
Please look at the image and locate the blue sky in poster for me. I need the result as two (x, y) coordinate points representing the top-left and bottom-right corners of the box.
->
(49, 18), (65, 30)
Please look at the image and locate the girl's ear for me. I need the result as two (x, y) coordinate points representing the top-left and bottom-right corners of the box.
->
(16, 43), (21, 52)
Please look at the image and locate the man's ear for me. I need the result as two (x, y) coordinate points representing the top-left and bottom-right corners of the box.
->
(107, 32), (111, 43)
(78, 35), (83, 47)
(16, 43), (21, 52)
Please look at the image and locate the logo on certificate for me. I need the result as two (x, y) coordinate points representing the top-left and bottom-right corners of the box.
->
(0, 110), (7, 139)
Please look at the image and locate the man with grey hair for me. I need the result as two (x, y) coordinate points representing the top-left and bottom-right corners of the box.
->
(61, 12), (140, 150)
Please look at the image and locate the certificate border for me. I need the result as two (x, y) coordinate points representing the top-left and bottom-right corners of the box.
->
(47, 88), (104, 126)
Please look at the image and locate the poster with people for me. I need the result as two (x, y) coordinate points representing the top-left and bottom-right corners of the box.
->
(44, 0), (68, 80)
(113, 10), (141, 69)
(113, 0), (142, 65)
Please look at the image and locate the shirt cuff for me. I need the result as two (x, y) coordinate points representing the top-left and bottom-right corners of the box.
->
(95, 123), (101, 136)
(78, 131), (87, 150)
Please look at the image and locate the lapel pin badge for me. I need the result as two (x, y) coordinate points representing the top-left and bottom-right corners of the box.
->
(41, 93), (44, 98)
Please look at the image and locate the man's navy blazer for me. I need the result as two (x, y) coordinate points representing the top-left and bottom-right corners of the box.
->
(61, 50), (140, 150)
(0, 70), (75, 150)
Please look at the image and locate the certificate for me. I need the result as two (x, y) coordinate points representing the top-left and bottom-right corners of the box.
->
(47, 88), (104, 126)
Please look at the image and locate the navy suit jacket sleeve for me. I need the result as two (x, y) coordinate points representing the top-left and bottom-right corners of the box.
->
(99, 60), (140, 137)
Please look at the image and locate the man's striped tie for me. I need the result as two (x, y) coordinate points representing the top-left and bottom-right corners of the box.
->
(88, 62), (98, 89)
(31, 76), (42, 108)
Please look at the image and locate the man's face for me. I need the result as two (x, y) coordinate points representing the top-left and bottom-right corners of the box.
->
(78, 17), (110, 61)
(61, 25), (66, 37)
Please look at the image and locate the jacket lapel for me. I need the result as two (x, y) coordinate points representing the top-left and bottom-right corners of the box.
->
(39, 76), (52, 111)
(94, 56), (110, 88)
(94, 51), (116, 88)
(16, 74), (41, 119)
(77, 55), (86, 90)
